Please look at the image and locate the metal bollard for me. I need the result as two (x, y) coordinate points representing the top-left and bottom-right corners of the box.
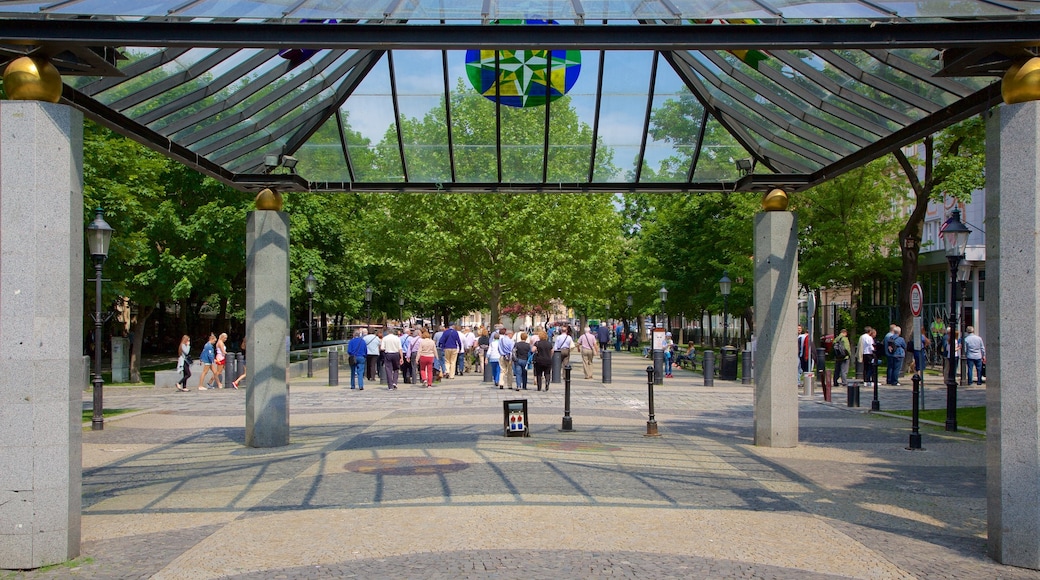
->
(560, 365), (573, 432)
(907, 374), (923, 450)
(652, 349), (664, 385)
(601, 350), (612, 384)
(847, 380), (861, 407)
(552, 351), (562, 383)
(328, 351), (339, 386)
(483, 355), (493, 383)
(815, 347), (826, 388)
(703, 351), (715, 386)
(645, 366), (659, 436)
(741, 350), (752, 385)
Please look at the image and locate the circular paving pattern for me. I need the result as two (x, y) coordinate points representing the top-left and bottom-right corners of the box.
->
(344, 456), (470, 476)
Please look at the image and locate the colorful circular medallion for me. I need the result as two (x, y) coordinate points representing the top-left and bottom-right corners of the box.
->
(465, 20), (581, 108)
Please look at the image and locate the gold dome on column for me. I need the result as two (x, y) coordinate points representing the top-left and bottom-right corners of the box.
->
(1002, 57), (1040, 105)
(3, 56), (62, 103)
(762, 188), (789, 211)
(255, 188), (283, 211)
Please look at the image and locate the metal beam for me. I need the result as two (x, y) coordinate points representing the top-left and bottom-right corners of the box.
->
(2, 19), (1039, 52)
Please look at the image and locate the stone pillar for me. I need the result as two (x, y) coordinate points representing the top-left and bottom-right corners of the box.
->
(986, 101), (1040, 569)
(245, 211), (290, 448)
(0, 102), (83, 568)
(753, 211), (798, 447)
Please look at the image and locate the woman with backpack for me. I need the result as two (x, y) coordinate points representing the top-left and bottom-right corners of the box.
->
(832, 328), (851, 387)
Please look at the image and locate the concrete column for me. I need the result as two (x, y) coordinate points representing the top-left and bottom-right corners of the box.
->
(986, 101), (1040, 569)
(245, 211), (290, 448)
(753, 211), (799, 447)
(0, 102), (84, 568)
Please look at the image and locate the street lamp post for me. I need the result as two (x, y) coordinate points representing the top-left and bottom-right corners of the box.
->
(659, 285), (668, 330)
(719, 271), (732, 347)
(365, 285), (373, 328)
(305, 270), (316, 378)
(942, 208), (971, 432)
(398, 296), (405, 325)
(86, 208), (114, 431)
(957, 261), (971, 386)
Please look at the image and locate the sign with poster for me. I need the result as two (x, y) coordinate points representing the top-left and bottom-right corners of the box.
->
(910, 282), (923, 350)
(652, 328), (666, 350)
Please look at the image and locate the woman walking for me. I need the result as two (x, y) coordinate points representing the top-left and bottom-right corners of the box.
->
(197, 333), (216, 390)
(533, 330), (553, 391)
(176, 335), (192, 392)
(213, 332), (228, 388)
(417, 329), (438, 388)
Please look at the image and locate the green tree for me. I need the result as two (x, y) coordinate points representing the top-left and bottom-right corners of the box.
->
(791, 156), (903, 332)
(892, 116), (986, 345)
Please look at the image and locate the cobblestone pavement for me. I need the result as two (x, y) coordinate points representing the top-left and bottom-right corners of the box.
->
(5, 353), (1029, 579)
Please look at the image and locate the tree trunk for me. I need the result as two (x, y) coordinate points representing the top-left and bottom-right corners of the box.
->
(894, 144), (933, 374)
(128, 303), (156, 383)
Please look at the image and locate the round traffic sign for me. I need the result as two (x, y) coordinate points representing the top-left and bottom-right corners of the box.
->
(910, 282), (923, 317)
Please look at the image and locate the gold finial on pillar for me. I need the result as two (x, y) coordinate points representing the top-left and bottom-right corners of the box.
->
(1002, 57), (1040, 105)
(762, 188), (789, 211)
(255, 188), (283, 211)
(3, 56), (62, 103)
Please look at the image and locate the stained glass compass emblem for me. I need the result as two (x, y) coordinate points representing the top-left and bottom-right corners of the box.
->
(465, 19), (581, 108)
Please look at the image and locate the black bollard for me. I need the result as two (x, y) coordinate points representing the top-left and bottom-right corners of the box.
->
(483, 355), (493, 383)
(871, 353), (880, 411)
(741, 349), (752, 385)
(907, 373), (923, 450)
(645, 366), (659, 436)
(703, 351), (715, 387)
(560, 364), (573, 432)
(328, 350), (339, 386)
(815, 347), (826, 388)
(551, 351), (562, 383)
(601, 350), (612, 384)
(652, 349), (664, 385)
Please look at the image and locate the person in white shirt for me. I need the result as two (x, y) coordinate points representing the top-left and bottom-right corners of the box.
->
(858, 326), (876, 384)
(553, 326), (574, 371)
(381, 328), (403, 390)
(461, 327), (477, 374)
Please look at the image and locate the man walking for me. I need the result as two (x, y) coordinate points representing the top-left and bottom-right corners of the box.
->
(962, 326), (986, 385)
(438, 323), (463, 379)
(579, 326), (600, 380)
(858, 326), (875, 384)
(461, 326), (477, 374)
(363, 329), (381, 382)
(596, 323), (610, 354)
(381, 327), (403, 390)
(347, 330), (367, 390)
(797, 325), (811, 383)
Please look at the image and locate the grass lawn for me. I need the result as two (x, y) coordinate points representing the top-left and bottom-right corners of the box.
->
(81, 408), (137, 423)
(887, 406), (986, 431)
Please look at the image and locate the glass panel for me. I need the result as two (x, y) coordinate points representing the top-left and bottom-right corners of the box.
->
(388, 0), (488, 20)
(682, 51), (844, 165)
(500, 105), (546, 183)
(641, 58), (694, 183)
(692, 116), (748, 181)
(175, 0), (325, 19)
(768, 0), (890, 19)
(342, 54), (404, 181)
(394, 50), (452, 183)
(875, 0), (1021, 18)
(295, 116), (351, 182)
(37, 0), (184, 16)
(668, 0), (778, 20)
(547, 49), (598, 184)
(451, 93), (498, 182)
(593, 51), (654, 182)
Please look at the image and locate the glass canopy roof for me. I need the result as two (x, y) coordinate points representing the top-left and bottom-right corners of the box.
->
(0, 0), (1037, 193)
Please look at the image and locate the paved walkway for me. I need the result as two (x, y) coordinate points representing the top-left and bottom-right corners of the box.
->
(6, 352), (1028, 579)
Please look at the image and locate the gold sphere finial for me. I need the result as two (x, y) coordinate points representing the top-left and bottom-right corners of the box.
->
(3, 56), (62, 103)
(762, 188), (789, 211)
(1002, 57), (1040, 105)
(255, 188), (283, 211)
